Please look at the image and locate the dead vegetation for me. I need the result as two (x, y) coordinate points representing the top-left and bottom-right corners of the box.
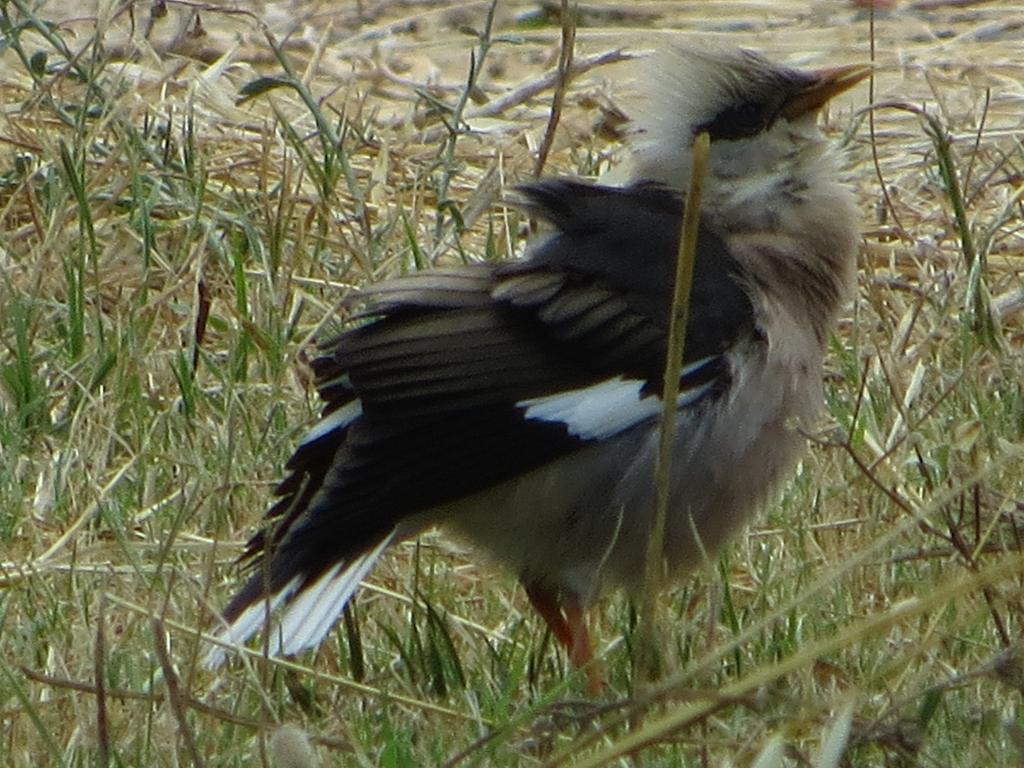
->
(1, 1), (1022, 766)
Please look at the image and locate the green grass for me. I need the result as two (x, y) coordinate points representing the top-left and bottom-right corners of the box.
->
(2, 2), (1023, 767)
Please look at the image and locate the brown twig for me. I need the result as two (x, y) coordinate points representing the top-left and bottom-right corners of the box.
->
(95, 594), (110, 767)
(416, 49), (634, 147)
(152, 618), (208, 768)
(19, 666), (353, 750)
(533, 0), (576, 178)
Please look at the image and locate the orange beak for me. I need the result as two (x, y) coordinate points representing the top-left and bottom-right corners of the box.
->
(781, 64), (872, 120)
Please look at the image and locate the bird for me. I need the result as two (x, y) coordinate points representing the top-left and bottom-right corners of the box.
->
(205, 46), (868, 688)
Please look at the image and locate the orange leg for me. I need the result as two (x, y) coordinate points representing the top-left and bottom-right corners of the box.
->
(525, 583), (573, 648)
(525, 584), (604, 694)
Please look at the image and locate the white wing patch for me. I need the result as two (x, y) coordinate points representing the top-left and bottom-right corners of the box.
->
(519, 358), (717, 440)
(204, 527), (397, 669)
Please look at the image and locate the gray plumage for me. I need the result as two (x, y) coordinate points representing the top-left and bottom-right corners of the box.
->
(206, 46), (866, 680)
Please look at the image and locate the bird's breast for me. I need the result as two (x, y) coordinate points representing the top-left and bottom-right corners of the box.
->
(438, 330), (823, 604)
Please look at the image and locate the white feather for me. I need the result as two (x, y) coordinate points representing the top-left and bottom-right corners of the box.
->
(204, 576), (300, 669)
(296, 400), (362, 449)
(204, 528), (397, 667)
(519, 361), (716, 440)
(272, 529), (396, 656)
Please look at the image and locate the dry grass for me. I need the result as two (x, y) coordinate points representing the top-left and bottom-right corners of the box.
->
(1, 1), (1023, 766)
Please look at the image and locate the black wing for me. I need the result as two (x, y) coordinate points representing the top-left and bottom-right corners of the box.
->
(213, 180), (755, 655)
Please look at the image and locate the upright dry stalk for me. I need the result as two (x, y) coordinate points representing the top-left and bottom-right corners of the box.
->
(634, 132), (711, 688)
(533, 0), (576, 179)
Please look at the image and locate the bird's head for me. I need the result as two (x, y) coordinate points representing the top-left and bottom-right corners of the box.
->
(622, 46), (870, 229)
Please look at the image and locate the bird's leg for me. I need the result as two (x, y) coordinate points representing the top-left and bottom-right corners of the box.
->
(525, 584), (604, 694)
(525, 583), (574, 648)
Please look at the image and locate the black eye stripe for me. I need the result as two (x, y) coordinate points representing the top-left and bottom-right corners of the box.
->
(695, 66), (816, 143)
(698, 101), (777, 142)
